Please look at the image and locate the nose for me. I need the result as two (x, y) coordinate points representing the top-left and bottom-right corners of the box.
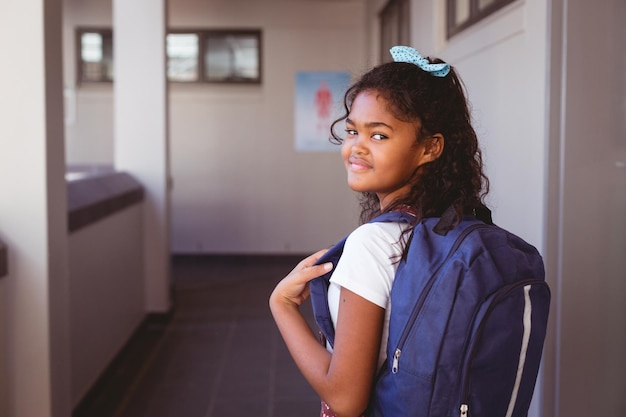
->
(348, 134), (367, 155)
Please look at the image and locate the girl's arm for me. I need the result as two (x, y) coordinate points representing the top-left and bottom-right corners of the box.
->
(270, 251), (385, 417)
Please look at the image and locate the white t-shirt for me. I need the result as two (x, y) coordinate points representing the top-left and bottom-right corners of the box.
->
(327, 221), (409, 369)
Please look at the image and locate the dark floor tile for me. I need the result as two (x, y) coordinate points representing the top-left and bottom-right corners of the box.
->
(274, 399), (321, 417)
(209, 398), (270, 417)
(76, 255), (320, 417)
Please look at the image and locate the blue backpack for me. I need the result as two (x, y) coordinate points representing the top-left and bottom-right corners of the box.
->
(310, 209), (550, 417)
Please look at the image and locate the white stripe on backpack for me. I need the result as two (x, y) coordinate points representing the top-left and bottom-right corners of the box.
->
(505, 285), (533, 417)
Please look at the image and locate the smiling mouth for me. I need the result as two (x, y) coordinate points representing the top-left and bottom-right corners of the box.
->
(348, 157), (371, 171)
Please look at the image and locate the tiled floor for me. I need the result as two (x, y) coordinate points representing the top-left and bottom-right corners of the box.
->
(74, 255), (321, 417)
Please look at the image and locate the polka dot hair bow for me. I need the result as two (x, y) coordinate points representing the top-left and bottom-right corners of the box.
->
(390, 46), (450, 77)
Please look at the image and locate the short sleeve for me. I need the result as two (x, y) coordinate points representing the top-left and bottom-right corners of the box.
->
(330, 222), (407, 308)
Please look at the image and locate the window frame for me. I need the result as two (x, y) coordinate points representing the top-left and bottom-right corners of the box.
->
(446, 0), (517, 39)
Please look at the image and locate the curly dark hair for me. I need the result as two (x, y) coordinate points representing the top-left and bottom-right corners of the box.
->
(330, 59), (490, 228)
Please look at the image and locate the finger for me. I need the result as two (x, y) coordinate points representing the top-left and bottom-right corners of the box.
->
(302, 284), (311, 301)
(298, 248), (330, 268)
(286, 262), (333, 288)
(300, 261), (334, 282)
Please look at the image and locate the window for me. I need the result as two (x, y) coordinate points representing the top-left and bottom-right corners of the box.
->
(447, 0), (516, 38)
(379, 0), (410, 63)
(166, 33), (200, 82)
(204, 30), (261, 83)
(167, 30), (261, 84)
(77, 28), (113, 83)
(76, 28), (262, 85)
(168, 29), (262, 84)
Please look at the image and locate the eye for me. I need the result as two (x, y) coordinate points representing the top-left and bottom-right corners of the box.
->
(345, 128), (357, 136)
(372, 133), (388, 141)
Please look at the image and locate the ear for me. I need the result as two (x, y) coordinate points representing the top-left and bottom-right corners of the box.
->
(422, 134), (444, 163)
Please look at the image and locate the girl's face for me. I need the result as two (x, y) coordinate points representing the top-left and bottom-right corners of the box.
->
(341, 91), (436, 210)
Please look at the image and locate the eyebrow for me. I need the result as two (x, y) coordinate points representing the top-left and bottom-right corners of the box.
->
(346, 117), (394, 131)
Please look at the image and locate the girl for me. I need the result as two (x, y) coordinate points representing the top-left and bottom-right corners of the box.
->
(269, 46), (489, 417)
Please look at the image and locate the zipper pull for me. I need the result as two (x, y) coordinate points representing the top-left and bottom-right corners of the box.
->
(460, 404), (468, 417)
(392, 348), (401, 374)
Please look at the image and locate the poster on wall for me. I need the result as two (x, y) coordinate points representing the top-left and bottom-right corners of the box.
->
(294, 71), (351, 152)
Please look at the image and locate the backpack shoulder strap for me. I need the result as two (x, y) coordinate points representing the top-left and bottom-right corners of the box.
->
(372, 210), (417, 225)
(433, 204), (493, 236)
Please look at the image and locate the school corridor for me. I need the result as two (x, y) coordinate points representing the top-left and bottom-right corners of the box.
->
(73, 256), (320, 417)
(2, 1), (625, 416)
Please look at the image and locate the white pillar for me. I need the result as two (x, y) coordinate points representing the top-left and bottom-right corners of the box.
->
(0, 0), (70, 416)
(113, 0), (171, 312)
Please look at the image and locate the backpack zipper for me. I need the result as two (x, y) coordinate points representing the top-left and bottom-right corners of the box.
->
(391, 223), (489, 374)
(458, 279), (548, 416)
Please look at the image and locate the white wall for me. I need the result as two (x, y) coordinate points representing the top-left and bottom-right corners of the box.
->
(113, 0), (171, 313)
(68, 205), (144, 406)
(0, 1), (71, 416)
(64, 88), (114, 164)
(63, 0), (115, 164)
(63, 0), (367, 255)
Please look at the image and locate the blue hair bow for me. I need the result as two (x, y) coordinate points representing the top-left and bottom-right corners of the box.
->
(390, 46), (450, 77)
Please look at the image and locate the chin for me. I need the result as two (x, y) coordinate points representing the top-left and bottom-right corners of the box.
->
(347, 183), (370, 193)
